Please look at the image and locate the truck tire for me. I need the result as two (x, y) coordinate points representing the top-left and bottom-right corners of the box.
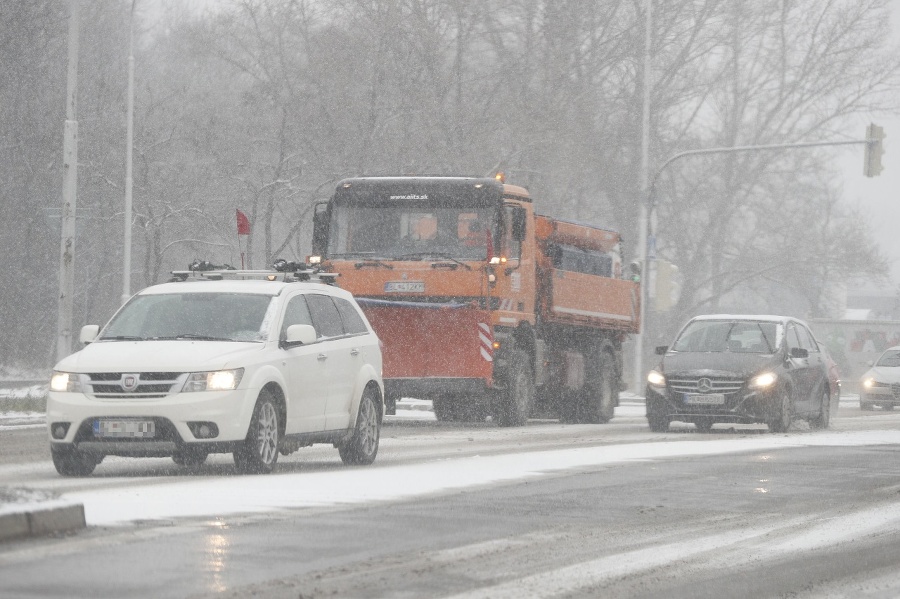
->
(497, 349), (534, 427)
(432, 395), (456, 422)
(582, 354), (617, 424)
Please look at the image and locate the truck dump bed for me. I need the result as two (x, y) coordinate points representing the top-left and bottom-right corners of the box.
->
(534, 215), (640, 333)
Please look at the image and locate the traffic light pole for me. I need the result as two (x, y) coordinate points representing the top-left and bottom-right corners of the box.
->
(632, 134), (880, 394)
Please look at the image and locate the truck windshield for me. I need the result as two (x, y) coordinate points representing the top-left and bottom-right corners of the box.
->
(327, 204), (497, 261)
(100, 293), (276, 342)
(671, 320), (782, 353)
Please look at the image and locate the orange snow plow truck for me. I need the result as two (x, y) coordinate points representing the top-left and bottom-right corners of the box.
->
(309, 176), (640, 426)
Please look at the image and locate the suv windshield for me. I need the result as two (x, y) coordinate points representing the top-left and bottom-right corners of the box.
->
(100, 292), (276, 342)
(328, 204), (497, 261)
(671, 320), (782, 353)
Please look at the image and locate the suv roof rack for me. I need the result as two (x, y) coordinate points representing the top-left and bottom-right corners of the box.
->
(170, 259), (339, 285)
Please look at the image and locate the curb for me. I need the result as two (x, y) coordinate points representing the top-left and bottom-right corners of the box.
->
(0, 490), (86, 542)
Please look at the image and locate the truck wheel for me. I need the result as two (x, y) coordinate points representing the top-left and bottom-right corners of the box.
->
(497, 349), (534, 427)
(433, 395), (465, 422)
(432, 396), (453, 421)
(558, 390), (580, 423)
(234, 391), (280, 474)
(582, 355), (617, 424)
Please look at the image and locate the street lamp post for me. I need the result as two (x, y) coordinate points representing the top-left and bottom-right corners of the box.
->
(56, 0), (80, 361)
(633, 0), (652, 393)
(122, 0), (136, 305)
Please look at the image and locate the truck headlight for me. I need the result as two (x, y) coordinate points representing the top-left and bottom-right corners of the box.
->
(749, 372), (777, 389)
(182, 368), (244, 392)
(50, 371), (82, 392)
(647, 370), (666, 388)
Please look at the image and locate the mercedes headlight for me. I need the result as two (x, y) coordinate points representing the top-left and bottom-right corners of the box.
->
(182, 368), (244, 392)
(647, 370), (666, 388)
(749, 372), (777, 389)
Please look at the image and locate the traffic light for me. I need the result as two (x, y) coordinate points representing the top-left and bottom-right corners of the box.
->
(864, 123), (885, 177)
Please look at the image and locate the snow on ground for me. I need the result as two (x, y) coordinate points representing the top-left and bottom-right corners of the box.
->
(0, 411), (45, 430)
(57, 428), (900, 527)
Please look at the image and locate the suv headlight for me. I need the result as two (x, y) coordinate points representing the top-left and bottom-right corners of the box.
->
(749, 372), (777, 389)
(647, 370), (666, 388)
(182, 368), (244, 392)
(50, 371), (82, 392)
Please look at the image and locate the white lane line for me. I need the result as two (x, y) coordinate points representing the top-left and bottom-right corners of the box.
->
(444, 504), (900, 599)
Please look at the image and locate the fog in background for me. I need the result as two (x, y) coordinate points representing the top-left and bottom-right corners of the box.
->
(1, 0), (898, 371)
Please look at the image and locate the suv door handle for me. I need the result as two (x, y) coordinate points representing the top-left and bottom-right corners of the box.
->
(350, 348), (360, 356)
(317, 353), (327, 361)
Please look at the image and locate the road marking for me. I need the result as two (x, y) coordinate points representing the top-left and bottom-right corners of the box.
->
(443, 504), (900, 598)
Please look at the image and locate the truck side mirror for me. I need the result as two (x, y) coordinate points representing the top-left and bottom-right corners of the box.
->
(511, 207), (527, 241)
(311, 202), (329, 255)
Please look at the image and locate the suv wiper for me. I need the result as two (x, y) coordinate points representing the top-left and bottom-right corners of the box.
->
(152, 334), (234, 341)
(398, 252), (472, 270)
(99, 335), (144, 341)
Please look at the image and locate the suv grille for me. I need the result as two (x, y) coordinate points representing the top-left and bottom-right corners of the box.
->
(86, 372), (184, 398)
(668, 376), (745, 394)
(892, 383), (900, 400)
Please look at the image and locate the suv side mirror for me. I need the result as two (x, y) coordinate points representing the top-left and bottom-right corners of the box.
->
(655, 346), (668, 355)
(79, 325), (100, 345)
(790, 347), (809, 359)
(284, 324), (317, 346)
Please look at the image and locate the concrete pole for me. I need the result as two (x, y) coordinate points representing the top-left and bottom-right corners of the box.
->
(56, 0), (80, 361)
(122, 0), (135, 304)
(633, 0), (652, 393)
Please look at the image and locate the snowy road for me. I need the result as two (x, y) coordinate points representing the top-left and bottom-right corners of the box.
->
(2, 399), (900, 598)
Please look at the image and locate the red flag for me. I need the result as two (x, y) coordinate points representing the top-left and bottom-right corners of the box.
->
(236, 209), (251, 236)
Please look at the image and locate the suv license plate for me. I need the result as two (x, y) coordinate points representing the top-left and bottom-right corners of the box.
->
(684, 394), (725, 405)
(93, 419), (156, 438)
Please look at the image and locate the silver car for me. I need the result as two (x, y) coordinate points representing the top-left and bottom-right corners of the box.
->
(859, 346), (900, 411)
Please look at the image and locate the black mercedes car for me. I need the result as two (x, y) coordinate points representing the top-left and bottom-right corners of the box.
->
(645, 315), (832, 433)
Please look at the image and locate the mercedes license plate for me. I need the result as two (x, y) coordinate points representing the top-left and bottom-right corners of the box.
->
(93, 418), (156, 438)
(684, 394), (725, 405)
(384, 281), (425, 293)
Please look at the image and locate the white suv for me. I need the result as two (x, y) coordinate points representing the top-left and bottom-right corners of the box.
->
(47, 273), (384, 476)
